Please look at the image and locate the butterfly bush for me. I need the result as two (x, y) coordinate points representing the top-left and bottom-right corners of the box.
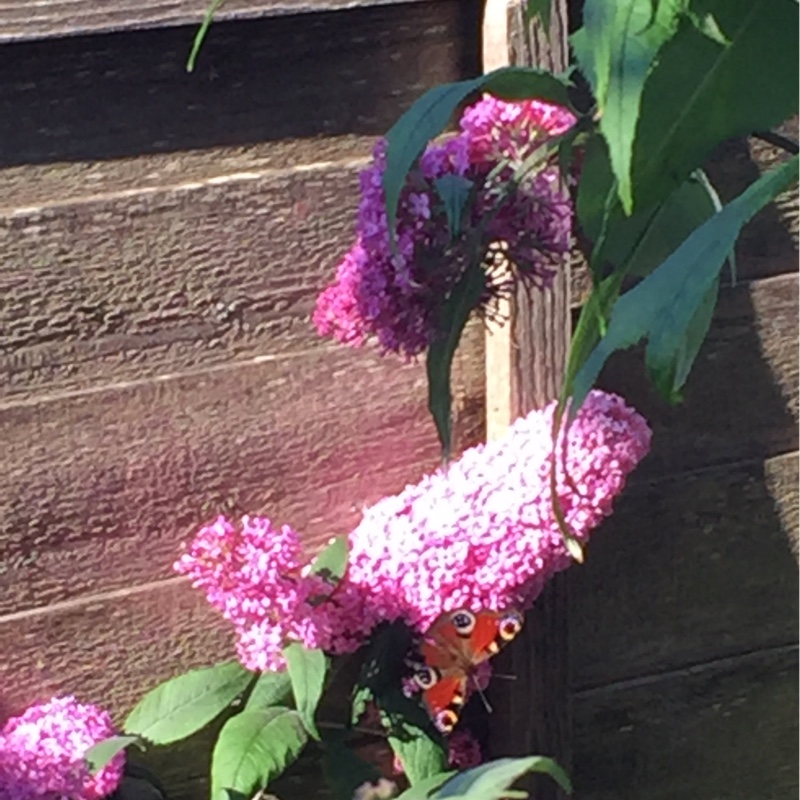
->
(176, 390), (651, 671)
(313, 96), (576, 358)
(0, 696), (124, 800)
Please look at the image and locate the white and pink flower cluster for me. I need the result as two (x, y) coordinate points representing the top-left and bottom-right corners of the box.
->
(313, 95), (576, 358)
(175, 390), (651, 672)
(0, 696), (124, 800)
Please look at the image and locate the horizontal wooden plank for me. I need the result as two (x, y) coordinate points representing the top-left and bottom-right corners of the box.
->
(1, 160), (367, 399)
(0, 580), (234, 722)
(0, 136), (375, 213)
(0, 1), (481, 166)
(598, 273), (798, 477)
(570, 452), (798, 689)
(0, 334), (484, 615)
(572, 646), (799, 800)
(0, 0), (441, 42)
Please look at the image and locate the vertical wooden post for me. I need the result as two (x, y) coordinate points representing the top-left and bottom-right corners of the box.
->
(482, 2), (572, 798)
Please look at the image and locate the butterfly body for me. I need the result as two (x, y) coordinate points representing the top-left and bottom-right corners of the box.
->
(411, 608), (523, 734)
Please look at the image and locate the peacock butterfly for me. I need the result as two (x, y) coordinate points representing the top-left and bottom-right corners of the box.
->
(409, 608), (524, 734)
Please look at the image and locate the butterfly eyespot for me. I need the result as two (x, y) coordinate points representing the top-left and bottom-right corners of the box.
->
(499, 612), (523, 641)
(435, 708), (459, 734)
(451, 610), (476, 636)
(413, 666), (440, 690)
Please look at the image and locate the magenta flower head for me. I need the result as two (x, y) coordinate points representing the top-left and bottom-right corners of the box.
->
(313, 95), (576, 358)
(344, 390), (651, 632)
(0, 696), (124, 800)
(313, 136), (474, 358)
(177, 390), (650, 670)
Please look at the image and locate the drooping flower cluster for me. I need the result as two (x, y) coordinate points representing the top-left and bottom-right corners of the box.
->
(0, 696), (124, 800)
(176, 390), (650, 670)
(313, 95), (576, 358)
(344, 390), (650, 632)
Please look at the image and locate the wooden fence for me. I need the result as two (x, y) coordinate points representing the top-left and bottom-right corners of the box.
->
(0, 1), (796, 798)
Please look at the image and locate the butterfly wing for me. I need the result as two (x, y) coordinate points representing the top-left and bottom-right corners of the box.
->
(413, 639), (468, 734)
(412, 608), (523, 733)
(426, 608), (524, 668)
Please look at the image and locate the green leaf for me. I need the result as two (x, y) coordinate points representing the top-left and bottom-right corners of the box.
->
(576, 0), (686, 212)
(570, 154), (799, 415)
(395, 770), (455, 800)
(245, 670), (293, 711)
(433, 756), (571, 798)
(321, 729), (383, 800)
(306, 535), (349, 605)
(388, 723), (448, 786)
(186, 0), (224, 73)
(434, 174), (474, 239)
(426, 259), (486, 461)
(631, 0), (799, 211)
(603, 168), (724, 277)
(282, 643), (328, 740)
(84, 735), (141, 773)
(124, 661), (253, 745)
(211, 707), (307, 798)
(383, 68), (573, 239)
(647, 276), (720, 401)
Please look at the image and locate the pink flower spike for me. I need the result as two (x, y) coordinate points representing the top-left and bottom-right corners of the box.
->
(345, 390), (651, 632)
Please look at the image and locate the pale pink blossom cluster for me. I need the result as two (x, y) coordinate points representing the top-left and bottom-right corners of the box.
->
(0, 696), (124, 800)
(176, 390), (651, 670)
(313, 96), (576, 357)
(174, 517), (373, 672)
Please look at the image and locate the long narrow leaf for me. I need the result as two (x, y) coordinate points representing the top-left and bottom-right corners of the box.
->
(570, 154), (798, 416)
(427, 260), (486, 460)
(577, 0), (686, 212)
(282, 644), (327, 740)
(186, 0), (225, 73)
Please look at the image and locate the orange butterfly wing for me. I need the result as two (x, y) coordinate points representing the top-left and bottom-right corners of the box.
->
(413, 608), (523, 734)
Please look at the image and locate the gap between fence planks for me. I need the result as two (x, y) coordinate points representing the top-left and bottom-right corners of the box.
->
(482, 2), (572, 798)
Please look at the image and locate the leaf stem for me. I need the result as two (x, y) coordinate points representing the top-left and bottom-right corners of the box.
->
(752, 130), (799, 155)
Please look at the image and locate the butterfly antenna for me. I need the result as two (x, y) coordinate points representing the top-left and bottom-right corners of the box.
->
(471, 674), (493, 714)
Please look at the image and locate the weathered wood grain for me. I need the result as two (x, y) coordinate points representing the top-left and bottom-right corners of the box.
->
(0, 0), (443, 42)
(1, 160), (366, 399)
(0, 579), (234, 721)
(571, 452), (798, 690)
(598, 273), (798, 477)
(0, 1), (481, 166)
(572, 645), (799, 800)
(0, 136), (373, 212)
(0, 335), (484, 615)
